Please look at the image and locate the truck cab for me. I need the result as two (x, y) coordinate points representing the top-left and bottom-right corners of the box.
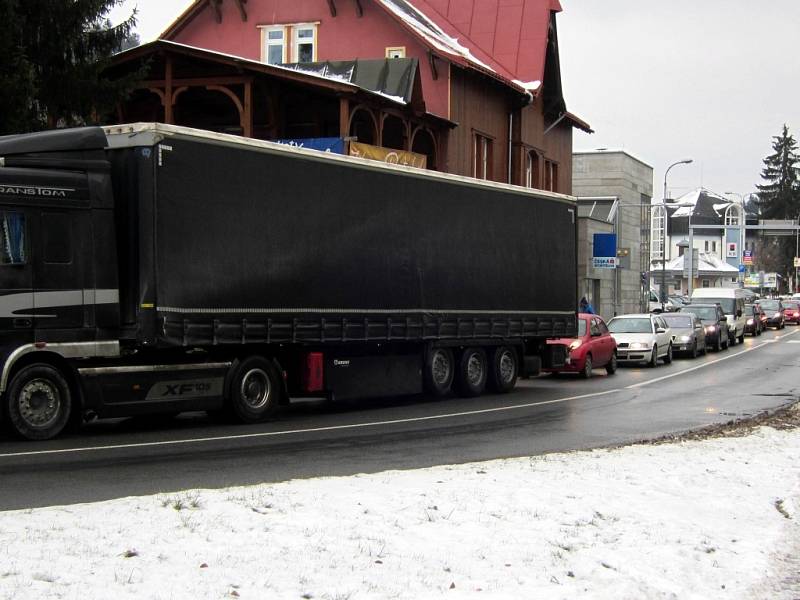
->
(0, 128), (120, 439)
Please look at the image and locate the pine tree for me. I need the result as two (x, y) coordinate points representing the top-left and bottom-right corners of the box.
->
(754, 125), (800, 288)
(0, 0), (138, 134)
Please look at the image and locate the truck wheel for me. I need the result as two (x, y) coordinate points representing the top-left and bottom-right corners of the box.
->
(5, 364), (72, 441)
(488, 346), (518, 393)
(424, 347), (455, 397)
(226, 357), (281, 423)
(455, 348), (487, 397)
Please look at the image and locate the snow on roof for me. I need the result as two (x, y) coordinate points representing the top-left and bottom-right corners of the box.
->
(669, 188), (735, 219)
(655, 251), (739, 273)
(376, 0), (496, 74)
(513, 79), (542, 92)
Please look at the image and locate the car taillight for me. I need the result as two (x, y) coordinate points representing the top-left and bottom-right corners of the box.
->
(302, 352), (324, 392)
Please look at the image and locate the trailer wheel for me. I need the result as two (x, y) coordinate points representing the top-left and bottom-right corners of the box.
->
(455, 347), (487, 397)
(226, 357), (282, 423)
(488, 346), (518, 393)
(4, 364), (72, 441)
(424, 347), (455, 397)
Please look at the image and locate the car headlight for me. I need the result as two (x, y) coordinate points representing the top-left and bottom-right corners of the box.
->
(747, 318), (754, 325)
(629, 342), (649, 350)
(705, 325), (716, 333)
(774, 312), (781, 318)
(680, 335), (691, 342)
(569, 340), (582, 351)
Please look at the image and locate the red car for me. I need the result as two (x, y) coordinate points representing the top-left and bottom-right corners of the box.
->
(544, 313), (618, 378)
(784, 300), (800, 324)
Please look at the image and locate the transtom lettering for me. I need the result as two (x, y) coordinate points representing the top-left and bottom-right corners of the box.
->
(0, 185), (72, 197)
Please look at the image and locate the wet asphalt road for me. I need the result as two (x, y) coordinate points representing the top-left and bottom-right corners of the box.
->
(0, 326), (798, 510)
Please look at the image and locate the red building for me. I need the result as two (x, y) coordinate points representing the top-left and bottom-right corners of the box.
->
(125, 0), (589, 193)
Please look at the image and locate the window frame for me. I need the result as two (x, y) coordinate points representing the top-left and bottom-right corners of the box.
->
(1, 211), (27, 266)
(262, 25), (287, 64)
(473, 131), (493, 180)
(385, 46), (406, 58)
(293, 24), (317, 63)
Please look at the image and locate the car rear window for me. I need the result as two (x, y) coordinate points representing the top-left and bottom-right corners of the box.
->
(695, 297), (734, 313)
(663, 315), (692, 327)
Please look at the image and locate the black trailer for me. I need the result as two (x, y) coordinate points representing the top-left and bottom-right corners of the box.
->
(0, 123), (576, 440)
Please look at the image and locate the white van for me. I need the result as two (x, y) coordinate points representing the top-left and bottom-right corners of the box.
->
(690, 288), (748, 345)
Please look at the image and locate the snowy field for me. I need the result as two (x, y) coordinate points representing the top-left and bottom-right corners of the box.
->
(1, 425), (798, 600)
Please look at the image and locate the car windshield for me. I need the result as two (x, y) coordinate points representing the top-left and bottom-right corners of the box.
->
(784, 301), (799, 310)
(608, 318), (652, 333)
(684, 306), (718, 320)
(662, 315), (692, 328)
(577, 320), (587, 337)
(695, 297), (734, 313)
(760, 300), (780, 310)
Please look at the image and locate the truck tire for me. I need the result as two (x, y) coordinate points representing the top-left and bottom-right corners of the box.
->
(455, 347), (487, 397)
(423, 347), (455, 397)
(488, 346), (518, 393)
(4, 364), (72, 441)
(226, 357), (282, 423)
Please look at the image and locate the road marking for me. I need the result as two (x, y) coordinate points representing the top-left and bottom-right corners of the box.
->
(787, 340), (800, 344)
(626, 328), (800, 389)
(0, 388), (625, 459)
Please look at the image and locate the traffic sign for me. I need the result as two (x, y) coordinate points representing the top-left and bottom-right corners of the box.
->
(794, 257), (800, 268)
(743, 250), (753, 265)
(738, 264), (746, 273)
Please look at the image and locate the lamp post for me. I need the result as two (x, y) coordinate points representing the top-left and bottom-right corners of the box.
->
(661, 158), (693, 310)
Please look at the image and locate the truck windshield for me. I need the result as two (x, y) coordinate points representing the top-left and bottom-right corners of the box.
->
(697, 297), (734, 313)
(608, 318), (652, 334)
(1, 213), (26, 265)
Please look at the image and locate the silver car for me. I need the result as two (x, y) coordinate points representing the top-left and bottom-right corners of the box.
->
(660, 312), (707, 358)
(607, 313), (673, 367)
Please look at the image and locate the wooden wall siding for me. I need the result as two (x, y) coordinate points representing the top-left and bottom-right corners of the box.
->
(514, 97), (573, 195)
(447, 67), (513, 182)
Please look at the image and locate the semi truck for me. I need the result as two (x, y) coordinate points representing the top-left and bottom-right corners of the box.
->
(0, 123), (577, 441)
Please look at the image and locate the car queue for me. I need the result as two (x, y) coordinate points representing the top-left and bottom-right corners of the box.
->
(544, 290), (797, 378)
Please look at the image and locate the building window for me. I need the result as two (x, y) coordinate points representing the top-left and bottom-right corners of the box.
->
(261, 23), (318, 64)
(263, 27), (286, 64)
(712, 241), (717, 253)
(544, 159), (558, 192)
(704, 240), (709, 251)
(294, 25), (316, 62)
(526, 150), (540, 188)
(473, 133), (492, 180)
(651, 207), (666, 261)
(702, 279), (710, 288)
(386, 47), (406, 58)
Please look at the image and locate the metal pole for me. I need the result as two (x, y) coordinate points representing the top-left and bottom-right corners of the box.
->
(688, 220), (694, 296)
(662, 158), (693, 308)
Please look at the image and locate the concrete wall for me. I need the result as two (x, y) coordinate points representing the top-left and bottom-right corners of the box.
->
(573, 150), (654, 317)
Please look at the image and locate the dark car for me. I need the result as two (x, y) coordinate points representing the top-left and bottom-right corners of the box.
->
(783, 300), (800, 325)
(744, 304), (764, 336)
(678, 303), (729, 351)
(758, 299), (785, 329)
(661, 312), (707, 357)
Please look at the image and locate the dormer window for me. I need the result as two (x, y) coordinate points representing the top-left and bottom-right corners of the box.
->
(260, 23), (318, 64)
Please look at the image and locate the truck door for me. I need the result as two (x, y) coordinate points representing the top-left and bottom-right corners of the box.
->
(0, 209), (34, 343)
(32, 210), (90, 332)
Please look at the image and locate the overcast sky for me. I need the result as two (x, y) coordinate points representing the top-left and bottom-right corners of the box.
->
(109, 0), (799, 201)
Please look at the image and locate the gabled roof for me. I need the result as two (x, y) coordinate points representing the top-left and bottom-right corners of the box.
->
(374, 0), (561, 94)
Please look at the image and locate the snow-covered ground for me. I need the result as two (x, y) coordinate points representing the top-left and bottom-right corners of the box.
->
(1, 425), (798, 600)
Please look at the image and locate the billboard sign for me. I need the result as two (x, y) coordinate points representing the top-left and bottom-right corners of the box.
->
(592, 233), (617, 269)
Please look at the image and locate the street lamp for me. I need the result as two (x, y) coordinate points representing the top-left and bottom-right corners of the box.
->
(661, 158), (693, 309)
